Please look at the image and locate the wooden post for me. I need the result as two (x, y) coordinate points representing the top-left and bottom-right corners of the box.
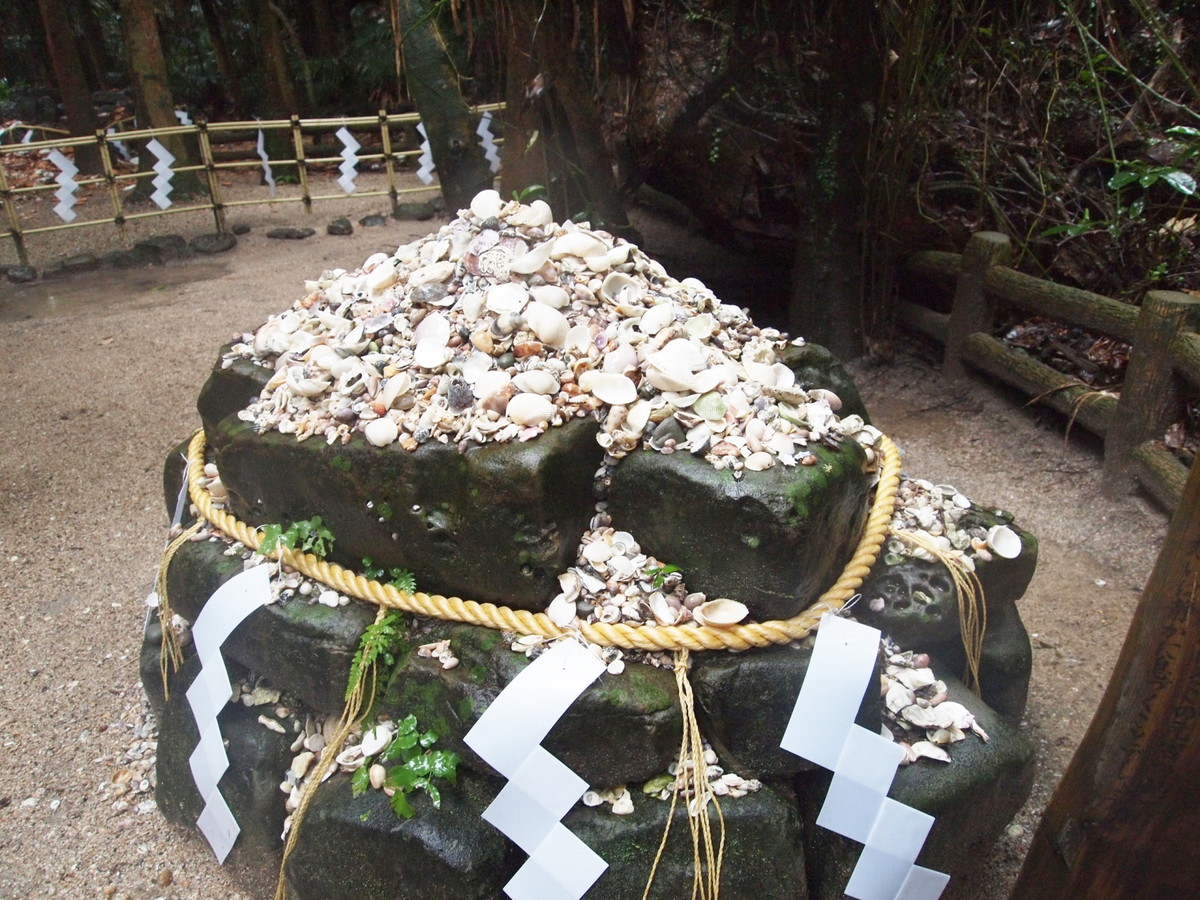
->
(943, 232), (1011, 379)
(194, 120), (228, 235)
(1104, 290), (1200, 494)
(291, 116), (312, 215)
(0, 152), (29, 266)
(1012, 453), (1200, 897)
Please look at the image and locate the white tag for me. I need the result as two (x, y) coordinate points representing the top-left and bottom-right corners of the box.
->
(336, 126), (361, 194)
(145, 138), (176, 210)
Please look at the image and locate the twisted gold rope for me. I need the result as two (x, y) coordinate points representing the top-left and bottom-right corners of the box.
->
(184, 429), (901, 650)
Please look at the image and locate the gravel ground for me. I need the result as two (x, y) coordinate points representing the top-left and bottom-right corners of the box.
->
(0, 183), (1169, 899)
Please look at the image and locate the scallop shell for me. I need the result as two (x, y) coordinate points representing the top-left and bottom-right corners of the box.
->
(599, 271), (641, 306)
(364, 417), (399, 447)
(638, 302), (676, 336)
(360, 723), (395, 757)
(552, 231), (607, 260)
(469, 189), (503, 219)
(506, 393), (556, 426)
(523, 301), (569, 347)
(986, 525), (1022, 559)
(509, 240), (553, 275)
(530, 284), (570, 309)
(364, 260), (398, 293)
(579, 371), (637, 405)
(692, 598), (749, 627)
(513, 369), (559, 395)
(507, 199), (554, 227)
(547, 593), (577, 627)
(485, 282), (530, 315)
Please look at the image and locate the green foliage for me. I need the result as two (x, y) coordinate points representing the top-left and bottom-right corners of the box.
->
(512, 183), (548, 203)
(345, 611), (406, 703)
(258, 516), (335, 558)
(646, 564), (681, 589)
(361, 557), (417, 593)
(350, 714), (460, 820)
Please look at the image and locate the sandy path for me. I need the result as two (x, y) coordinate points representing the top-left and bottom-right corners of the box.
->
(0, 199), (1169, 899)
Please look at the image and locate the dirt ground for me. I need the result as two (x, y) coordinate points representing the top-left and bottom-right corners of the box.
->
(0, 178), (1169, 899)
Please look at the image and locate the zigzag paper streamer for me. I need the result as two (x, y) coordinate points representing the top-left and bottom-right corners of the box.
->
(46, 148), (79, 223)
(465, 640), (608, 899)
(145, 137), (176, 210)
(415, 122), (436, 185)
(185, 564), (273, 862)
(175, 109), (193, 126)
(255, 127), (276, 197)
(781, 615), (950, 900)
(335, 126), (361, 194)
(477, 110), (501, 173)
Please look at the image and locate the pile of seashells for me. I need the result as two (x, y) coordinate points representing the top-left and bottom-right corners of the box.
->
(226, 189), (882, 476)
(879, 643), (989, 765)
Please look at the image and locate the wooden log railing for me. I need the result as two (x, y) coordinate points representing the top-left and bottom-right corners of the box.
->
(901, 231), (1200, 512)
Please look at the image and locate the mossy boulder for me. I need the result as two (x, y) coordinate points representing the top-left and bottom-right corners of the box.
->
(608, 440), (870, 620)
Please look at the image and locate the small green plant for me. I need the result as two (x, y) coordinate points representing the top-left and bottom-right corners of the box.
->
(511, 183), (547, 203)
(351, 714), (460, 819)
(345, 610), (406, 702)
(258, 516), (336, 558)
(646, 564), (681, 589)
(361, 557), (417, 593)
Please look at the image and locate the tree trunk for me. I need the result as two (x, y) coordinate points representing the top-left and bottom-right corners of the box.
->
(118, 0), (201, 196)
(787, 0), (882, 358)
(498, 0), (629, 234)
(37, 0), (102, 173)
(1012, 448), (1200, 896)
(397, 0), (492, 213)
(254, 0), (301, 167)
(197, 0), (247, 117)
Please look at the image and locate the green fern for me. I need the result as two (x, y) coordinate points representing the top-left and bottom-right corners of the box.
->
(345, 611), (405, 702)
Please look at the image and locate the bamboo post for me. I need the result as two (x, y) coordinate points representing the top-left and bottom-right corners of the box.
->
(1104, 291), (1200, 494)
(195, 120), (227, 234)
(290, 116), (312, 214)
(96, 128), (129, 243)
(379, 110), (399, 215)
(944, 231), (1012, 379)
(0, 153), (29, 266)
(1012, 454), (1200, 897)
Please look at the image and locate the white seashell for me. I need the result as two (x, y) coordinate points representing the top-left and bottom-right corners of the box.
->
(364, 260), (398, 293)
(364, 417), (399, 447)
(469, 189), (503, 219)
(887, 664), (938, 691)
(285, 367), (331, 397)
(513, 369), (559, 395)
(744, 451), (775, 471)
(509, 240), (553, 275)
(523, 301), (569, 347)
(506, 393), (556, 426)
(369, 763), (387, 790)
(885, 680), (916, 713)
(611, 792), (635, 815)
(473, 370), (512, 400)
(645, 366), (695, 393)
(685, 313), (717, 339)
(910, 740), (952, 763)
(607, 658), (626, 675)
(808, 388), (842, 410)
(564, 323), (593, 353)
(599, 271), (641, 306)
(742, 361), (779, 386)
(461, 290), (486, 322)
(547, 593), (577, 627)
(530, 284), (571, 309)
(582, 790), (604, 807)
(649, 592), (680, 625)
(624, 400), (652, 436)
(574, 568), (606, 593)
(638, 303), (676, 336)
(693, 598), (749, 627)
(901, 705), (941, 728)
(360, 724), (395, 757)
(986, 525), (1022, 559)
(583, 539), (614, 564)
(485, 282), (530, 315)
(291, 751), (315, 779)
(362, 252), (390, 271)
(413, 312), (451, 369)
(408, 261), (455, 289)
(651, 338), (709, 374)
(552, 231), (607, 260)
(336, 745), (364, 768)
(507, 199), (554, 227)
(461, 351), (495, 385)
(579, 371), (637, 405)
(557, 571), (582, 603)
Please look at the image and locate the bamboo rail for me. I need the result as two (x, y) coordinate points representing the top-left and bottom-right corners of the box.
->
(0, 104), (505, 265)
(901, 231), (1200, 512)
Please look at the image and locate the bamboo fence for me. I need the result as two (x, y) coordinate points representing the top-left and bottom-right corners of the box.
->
(0, 104), (504, 265)
(901, 231), (1200, 512)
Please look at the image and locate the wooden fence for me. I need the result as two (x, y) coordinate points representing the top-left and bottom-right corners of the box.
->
(901, 231), (1200, 512)
(0, 104), (504, 265)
